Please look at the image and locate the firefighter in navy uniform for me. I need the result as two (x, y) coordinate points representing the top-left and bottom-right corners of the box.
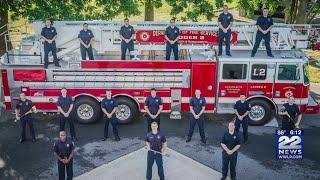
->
(221, 122), (241, 180)
(186, 89), (207, 144)
(120, 18), (135, 60)
(15, 92), (37, 143)
(218, 5), (233, 56)
(144, 88), (163, 132)
(57, 87), (77, 141)
(101, 89), (120, 141)
(279, 96), (302, 130)
(234, 94), (251, 143)
(78, 23), (94, 60)
(53, 131), (75, 180)
(41, 18), (61, 69)
(251, 8), (274, 58)
(165, 18), (180, 60)
(146, 122), (168, 180)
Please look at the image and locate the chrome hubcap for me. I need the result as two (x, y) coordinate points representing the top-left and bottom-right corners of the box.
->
(249, 105), (265, 121)
(77, 104), (94, 120)
(116, 104), (131, 121)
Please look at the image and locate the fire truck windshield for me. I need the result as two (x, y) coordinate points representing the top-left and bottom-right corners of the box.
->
(303, 63), (310, 85)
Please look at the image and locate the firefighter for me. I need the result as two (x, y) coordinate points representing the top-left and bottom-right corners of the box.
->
(78, 23), (94, 60)
(120, 18), (135, 60)
(251, 8), (274, 58)
(15, 92), (37, 143)
(146, 122), (167, 180)
(186, 89), (207, 144)
(101, 89), (120, 141)
(41, 18), (61, 69)
(144, 88), (163, 132)
(234, 94), (251, 143)
(165, 18), (180, 60)
(221, 121), (241, 180)
(278, 96), (302, 130)
(218, 5), (233, 56)
(57, 87), (77, 141)
(53, 131), (75, 180)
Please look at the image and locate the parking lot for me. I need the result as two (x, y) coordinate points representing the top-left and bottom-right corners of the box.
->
(0, 107), (319, 180)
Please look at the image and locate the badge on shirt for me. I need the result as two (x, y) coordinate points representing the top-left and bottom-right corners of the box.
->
(233, 136), (236, 139)
(88, 32), (91, 35)
(129, 28), (132, 31)
(52, 30), (54, 33)
(26, 102), (29, 106)
(156, 99), (158, 102)
(200, 100), (202, 104)
(157, 135), (161, 139)
(228, 16), (230, 19)
(175, 30), (177, 33)
(67, 144), (70, 147)
(111, 100), (113, 104)
(268, 18), (271, 22)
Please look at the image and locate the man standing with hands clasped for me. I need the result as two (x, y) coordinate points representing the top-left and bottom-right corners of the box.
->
(234, 94), (251, 144)
(144, 88), (163, 132)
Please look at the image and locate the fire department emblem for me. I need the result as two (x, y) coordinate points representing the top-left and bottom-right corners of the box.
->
(157, 135), (161, 139)
(285, 90), (293, 98)
(140, 32), (150, 41)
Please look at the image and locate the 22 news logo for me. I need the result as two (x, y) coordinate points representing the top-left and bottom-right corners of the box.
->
(276, 130), (304, 160)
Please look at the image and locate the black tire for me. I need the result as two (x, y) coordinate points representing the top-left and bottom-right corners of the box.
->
(73, 97), (101, 124)
(248, 99), (272, 126)
(115, 97), (138, 124)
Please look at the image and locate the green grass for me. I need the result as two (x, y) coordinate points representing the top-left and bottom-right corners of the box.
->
(304, 50), (320, 83)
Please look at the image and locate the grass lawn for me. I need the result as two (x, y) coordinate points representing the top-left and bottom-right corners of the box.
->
(304, 50), (320, 83)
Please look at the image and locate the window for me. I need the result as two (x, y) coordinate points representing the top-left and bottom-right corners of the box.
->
(222, 64), (247, 79)
(251, 64), (267, 80)
(277, 64), (299, 81)
(303, 64), (310, 85)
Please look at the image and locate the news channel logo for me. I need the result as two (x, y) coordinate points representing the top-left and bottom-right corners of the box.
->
(275, 129), (304, 160)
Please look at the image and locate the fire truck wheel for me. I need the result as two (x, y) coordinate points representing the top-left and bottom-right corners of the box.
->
(115, 97), (138, 124)
(248, 99), (271, 126)
(74, 97), (101, 124)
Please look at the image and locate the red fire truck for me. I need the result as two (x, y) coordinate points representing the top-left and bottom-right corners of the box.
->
(0, 21), (318, 125)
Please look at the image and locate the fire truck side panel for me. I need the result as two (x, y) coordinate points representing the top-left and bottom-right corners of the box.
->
(1, 69), (12, 109)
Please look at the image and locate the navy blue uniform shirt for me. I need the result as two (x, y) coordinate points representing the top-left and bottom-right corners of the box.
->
(120, 25), (135, 40)
(41, 27), (57, 40)
(53, 138), (75, 158)
(101, 97), (118, 114)
(165, 26), (180, 42)
(16, 99), (33, 116)
(256, 16), (274, 31)
(218, 13), (234, 29)
(190, 96), (206, 115)
(145, 96), (163, 115)
(146, 131), (166, 152)
(221, 131), (241, 151)
(78, 29), (94, 45)
(282, 103), (301, 121)
(57, 95), (74, 113)
(234, 100), (251, 116)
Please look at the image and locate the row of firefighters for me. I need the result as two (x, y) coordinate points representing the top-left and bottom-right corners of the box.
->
(0, 86), (302, 180)
(41, 6), (275, 69)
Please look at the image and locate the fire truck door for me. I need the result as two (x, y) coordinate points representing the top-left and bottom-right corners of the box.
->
(216, 61), (249, 114)
(274, 62), (303, 104)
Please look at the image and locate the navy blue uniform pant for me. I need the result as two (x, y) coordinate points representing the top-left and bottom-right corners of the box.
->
(251, 32), (272, 56)
(60, 115), (76, 139)
(165, 43), (178, 60)
(58, 158), (73, 180)
(146, 115), (160, 133)
(218, 30), (231, 55)
(20, 116), (36, 140)
(187, 114), (205, 140)
(146, 151), (164, 180)
(235, 117), (248, 142)
(222, 151), (238, 179)
(80, 44), (94, 60)
(121, 41), (134, 60)
(44, 42), (59, 66)
(104, 116), (119, 138)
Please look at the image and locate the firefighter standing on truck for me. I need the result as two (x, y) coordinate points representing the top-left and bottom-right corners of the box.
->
(41, 18), (61, 69)
(78, 23), (94, 60)
(146, 122), (167, 180)
(221, 122), (241, 180)
(101, 89), (120, 141)
(218, 5), (233, 56)
(53, 131), (75, 180)
(186, 89), (207, 144)
(120, 18), (135, 60)
(57, 87), (77, 141)
(144, 88), (163, 132)
(278, 96), (302, 130)
(165, 18), (180, 61)
(15, 92), (37, 143)
(251, 8), (274, 58)
(234, 94), (251, 144)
